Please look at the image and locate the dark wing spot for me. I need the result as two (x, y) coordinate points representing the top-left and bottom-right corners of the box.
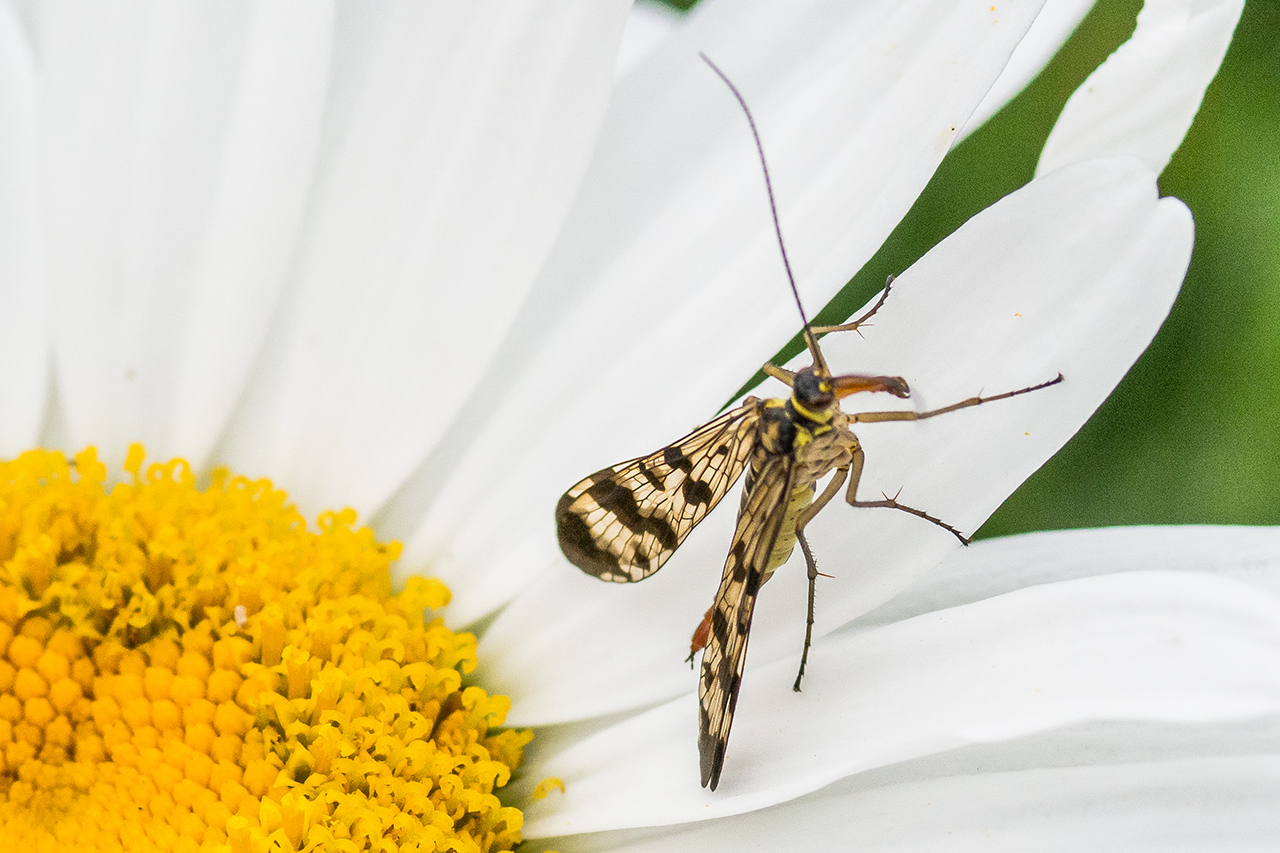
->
(730, 541), (749, 583)
(585, 478), (680, 550)
(700, 729), (726, 790)
(682, 477), (714, 506)
(636, 458), (665, 491)
(663, 445), (694, 472)
(710, 605), (731, 645)
(555, 492), (622, 577)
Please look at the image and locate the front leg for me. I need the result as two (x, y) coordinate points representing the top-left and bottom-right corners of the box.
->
(810, 274), (896, 336)
(762, 362), (796, 387)
(850, 374), (1063, 424)
(844, 444), (970, 545)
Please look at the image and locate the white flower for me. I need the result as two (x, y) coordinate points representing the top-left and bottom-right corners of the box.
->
(1, 0), (1272, 849)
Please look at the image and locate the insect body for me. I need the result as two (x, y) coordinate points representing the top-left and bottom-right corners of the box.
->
(555, 55), (1062, 791)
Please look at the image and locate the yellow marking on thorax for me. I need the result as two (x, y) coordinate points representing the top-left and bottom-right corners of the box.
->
(789, 394), (834, 425)
(791, 414), (835, 451)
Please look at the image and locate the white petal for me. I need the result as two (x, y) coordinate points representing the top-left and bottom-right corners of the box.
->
(616, 1), (682, 80)
(168, 3), (335, 468)
(216, 2), (630, 521)
(521, 571), (1280, 835)
(36, 2), (333, 466)
(961, 0), (1097, 137)
(486, 156), (1190, 725)
(858, 525), (1280, 630)
(1037, 0), (1243, 176)
(0, 5), (47, 455)
(570, 755), (1280, 852)
(400, 0), (1048, 625)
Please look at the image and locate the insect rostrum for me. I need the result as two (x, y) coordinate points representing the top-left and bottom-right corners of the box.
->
(555, 54), (1063, 792)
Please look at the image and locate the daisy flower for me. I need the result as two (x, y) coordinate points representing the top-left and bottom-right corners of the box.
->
(0, 0), (1271, 851)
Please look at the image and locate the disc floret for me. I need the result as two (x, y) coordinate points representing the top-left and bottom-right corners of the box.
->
(0, 446), (531, 852)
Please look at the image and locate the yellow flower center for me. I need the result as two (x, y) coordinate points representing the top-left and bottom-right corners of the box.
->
(0, 446), (531, 852)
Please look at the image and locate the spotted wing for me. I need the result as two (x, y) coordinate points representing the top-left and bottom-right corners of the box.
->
(698, 450), (796, 790)
(556, 399), (762, 583)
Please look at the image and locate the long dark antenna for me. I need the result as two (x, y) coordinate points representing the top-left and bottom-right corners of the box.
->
(700, 52), (828, 375)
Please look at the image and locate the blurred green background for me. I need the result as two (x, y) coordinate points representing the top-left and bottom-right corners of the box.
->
(971, 0), (1280, 536)
(710, 0), (1280, 537)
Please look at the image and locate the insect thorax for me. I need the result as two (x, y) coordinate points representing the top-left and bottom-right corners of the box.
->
(752, 392), (848, 485)
(757, 390), (839, 453)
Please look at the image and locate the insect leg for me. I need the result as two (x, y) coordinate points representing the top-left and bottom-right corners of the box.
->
(811, 274), (897, 336)
(844, 444), (970, 544)
(762, 362), (796, 386)
(791, 464), (849, 692)
(850, 373), (1064, 424)
(845, 375), (1063, 541)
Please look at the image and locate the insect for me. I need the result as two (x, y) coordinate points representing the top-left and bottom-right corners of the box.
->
(555, 54), (1063, 791)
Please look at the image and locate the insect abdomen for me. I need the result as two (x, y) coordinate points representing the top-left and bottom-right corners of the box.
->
(764, 483), (814, 578)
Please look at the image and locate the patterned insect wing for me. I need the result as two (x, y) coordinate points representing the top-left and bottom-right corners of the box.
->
(698, 449), (796, 790)
(556, 399), (762, 582)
